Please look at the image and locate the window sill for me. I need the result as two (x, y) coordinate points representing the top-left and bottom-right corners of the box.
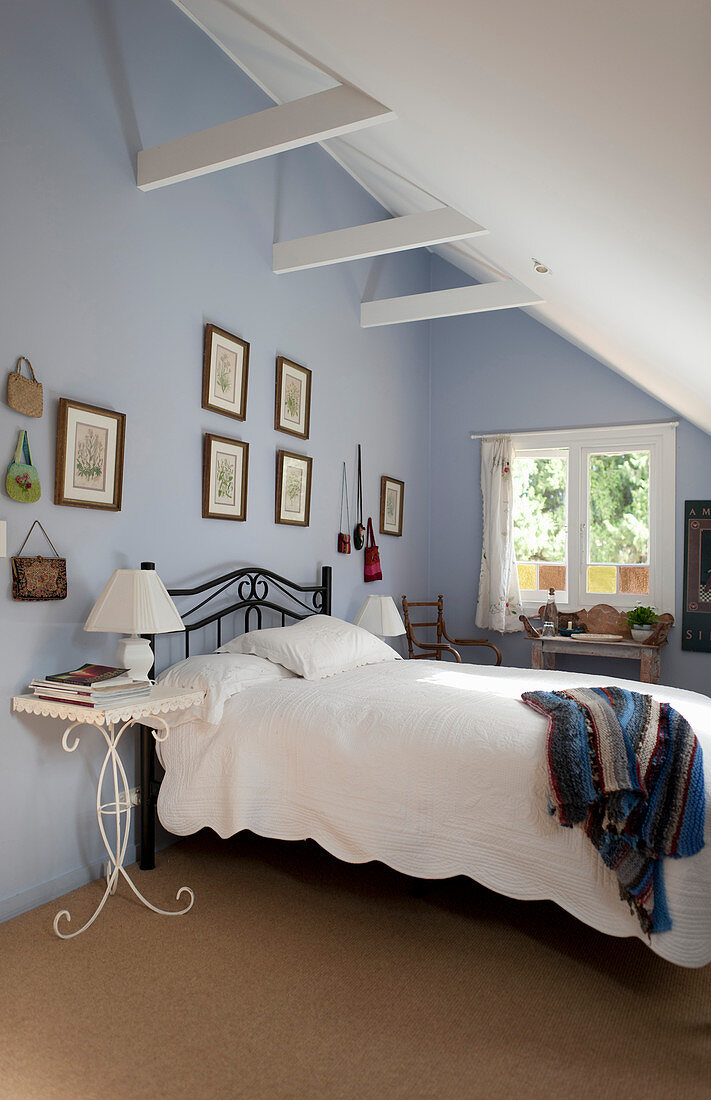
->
(521, 598), (647, 616)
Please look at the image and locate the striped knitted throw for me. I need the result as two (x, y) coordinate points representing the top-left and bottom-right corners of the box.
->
(521, 687), (705, 934)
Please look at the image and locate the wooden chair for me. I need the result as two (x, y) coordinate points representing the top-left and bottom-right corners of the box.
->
(401, 595), (502, 665)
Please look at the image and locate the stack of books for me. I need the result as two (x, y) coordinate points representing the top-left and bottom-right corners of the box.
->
(30, 664), (153, 708)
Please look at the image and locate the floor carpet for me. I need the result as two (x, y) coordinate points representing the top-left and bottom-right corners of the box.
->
(1, 831), (710, 1099)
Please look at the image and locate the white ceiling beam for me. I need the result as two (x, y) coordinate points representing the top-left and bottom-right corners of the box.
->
(273, 207), (488, 274)
(137, 84), (395, 192)
(360, 280), (544, 327)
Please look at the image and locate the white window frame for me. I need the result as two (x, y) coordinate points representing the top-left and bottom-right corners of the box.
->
(512, 423), (676, 616)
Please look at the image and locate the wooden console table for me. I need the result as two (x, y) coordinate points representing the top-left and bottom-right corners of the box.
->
(529, 635), (663, 683)
(520, 603), (674, 685)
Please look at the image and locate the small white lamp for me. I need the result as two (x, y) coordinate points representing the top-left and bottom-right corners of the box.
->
(84, 567), (184, 680)
(353, 595), (406, 638)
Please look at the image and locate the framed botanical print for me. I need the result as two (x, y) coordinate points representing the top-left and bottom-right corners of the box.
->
(380, 475), (404, 536)
(55, 399), (126, 511)
(202, 434), (249, 521)
(274, 356), (311, 440)
(275, 450), (312, 527)
(202, 323), (249, 421)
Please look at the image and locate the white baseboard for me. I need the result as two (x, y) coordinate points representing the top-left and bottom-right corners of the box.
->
(0, 845), (140, 924)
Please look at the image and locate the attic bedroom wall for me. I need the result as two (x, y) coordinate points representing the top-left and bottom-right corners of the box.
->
(0, 0), (431, 919)
(428, 255), (711, 695)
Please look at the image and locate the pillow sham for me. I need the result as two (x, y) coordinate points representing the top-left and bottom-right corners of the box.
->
(158, 652), (295, 725)
(217, 614), (400, 680)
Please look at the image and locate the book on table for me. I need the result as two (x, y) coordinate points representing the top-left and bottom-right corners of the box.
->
(30, 663), (153, 707)
(43, 664), (131, 686)
(30, 685), (153, 708)
(31, 677), (148, 694)
(29, 692), (152, 709)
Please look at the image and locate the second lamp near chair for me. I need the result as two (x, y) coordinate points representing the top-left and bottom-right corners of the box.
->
(401, 594), (501, 665)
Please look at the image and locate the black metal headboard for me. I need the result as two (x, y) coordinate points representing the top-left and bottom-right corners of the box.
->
(139, 562), (332, 870)
(143, 561), (332, 665)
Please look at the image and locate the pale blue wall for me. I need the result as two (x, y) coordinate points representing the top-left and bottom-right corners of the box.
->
(3, 0), (709, 924)
(428, 256), (711, 695)
(0, 0), (431, 918)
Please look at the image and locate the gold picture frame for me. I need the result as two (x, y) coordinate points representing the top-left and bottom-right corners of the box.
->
(202, 433), (249, 522)
(54, 398), (126, 511)
(274, 356), (311, 440)
(275, 450), (312, 527)
(379, 475), (404, 537)
(202, 323), (249, 422)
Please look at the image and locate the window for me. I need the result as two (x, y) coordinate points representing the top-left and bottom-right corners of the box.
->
(512, 424), (676, 613)
(513, 450), (569, 604)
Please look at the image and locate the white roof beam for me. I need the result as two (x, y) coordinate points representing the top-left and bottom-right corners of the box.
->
(361, 280), (544, 327)
(137, 84), (395, 192)
(273, 207), (488, 274)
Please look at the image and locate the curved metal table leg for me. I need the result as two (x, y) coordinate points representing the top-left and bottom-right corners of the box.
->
(53, 717), (194, 940)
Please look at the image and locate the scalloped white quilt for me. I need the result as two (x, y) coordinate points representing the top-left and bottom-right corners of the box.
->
(157, 662), (711, 967)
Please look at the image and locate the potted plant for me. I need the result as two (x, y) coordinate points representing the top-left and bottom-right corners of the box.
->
(626, 605), (658, 642)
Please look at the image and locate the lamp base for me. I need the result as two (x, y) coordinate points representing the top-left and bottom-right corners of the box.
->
(116, 635), (153, 681)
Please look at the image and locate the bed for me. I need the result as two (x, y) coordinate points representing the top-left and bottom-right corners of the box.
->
(140, 563), (711, 968)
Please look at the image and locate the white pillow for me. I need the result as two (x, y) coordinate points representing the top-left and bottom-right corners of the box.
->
(158, 652), (295, 725)
(217, 614), (401, 680)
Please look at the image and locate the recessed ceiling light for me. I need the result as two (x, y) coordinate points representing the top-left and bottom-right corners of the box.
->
(532, 258), (550, 274)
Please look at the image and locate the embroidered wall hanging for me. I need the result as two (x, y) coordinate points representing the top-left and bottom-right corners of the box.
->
(682, 499), (711, 653)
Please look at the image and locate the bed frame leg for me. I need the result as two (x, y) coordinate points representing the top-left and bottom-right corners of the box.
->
(139, 560), (158, 871)
(139, 723), (156, 870)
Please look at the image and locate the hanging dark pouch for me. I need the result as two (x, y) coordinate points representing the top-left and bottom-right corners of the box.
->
(353, 443), (365, 550)
(12, 520), (68, 601)
(338, 462), (351, 554)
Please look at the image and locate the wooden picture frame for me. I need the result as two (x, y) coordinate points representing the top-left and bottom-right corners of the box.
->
(274, 356), (312, 440)
(202, 434), (249, 521)
(380, 475), (404, 536)
(55, 399), (126, 511)
(202, 323), (249, 421)
(275, 450), (312, 527)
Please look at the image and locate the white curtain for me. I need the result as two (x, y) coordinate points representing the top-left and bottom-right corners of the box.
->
(475, 436), (523, 633)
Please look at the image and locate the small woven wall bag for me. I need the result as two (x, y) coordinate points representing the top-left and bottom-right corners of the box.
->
(6, 429), (41, 503)
(12, 520), (68, 601)
(7, 357), (43, 418)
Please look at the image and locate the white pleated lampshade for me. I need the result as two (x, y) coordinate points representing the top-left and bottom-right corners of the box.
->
(84, 569), (184, 635)
(353, 595), (406, 637)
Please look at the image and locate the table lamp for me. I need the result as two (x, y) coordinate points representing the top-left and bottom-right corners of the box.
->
(353, 595), (406, 638)
(84, 567), (184, 680)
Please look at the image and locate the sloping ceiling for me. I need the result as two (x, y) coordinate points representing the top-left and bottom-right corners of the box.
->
(170, 0), (711, 432)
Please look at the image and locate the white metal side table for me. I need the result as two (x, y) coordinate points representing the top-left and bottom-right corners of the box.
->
(12, 685), (204, 939)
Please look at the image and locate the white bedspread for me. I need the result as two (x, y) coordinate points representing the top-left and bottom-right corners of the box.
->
(157, 661), (711, 967)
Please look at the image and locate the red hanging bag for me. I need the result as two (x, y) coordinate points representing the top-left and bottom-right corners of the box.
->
(364, 518), (382, 583)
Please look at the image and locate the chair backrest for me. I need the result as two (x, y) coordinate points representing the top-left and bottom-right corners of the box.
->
(401, 595), (444, 659)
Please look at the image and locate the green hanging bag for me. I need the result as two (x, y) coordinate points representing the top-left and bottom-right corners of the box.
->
(6, 429), (41, 503)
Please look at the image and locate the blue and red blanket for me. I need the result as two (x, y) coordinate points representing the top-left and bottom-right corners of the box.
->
(521, 686), (705, 934)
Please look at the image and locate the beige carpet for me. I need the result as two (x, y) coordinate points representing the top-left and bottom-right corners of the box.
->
(1, 831), (710, 1100)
